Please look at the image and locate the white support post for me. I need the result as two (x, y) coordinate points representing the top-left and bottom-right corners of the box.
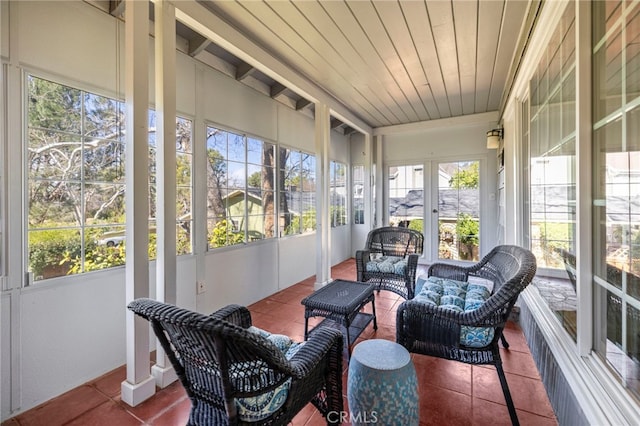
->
(363, 133), (372, 229)
(374, 135), (384, 228)
(4, 0), (24, 413)
(151, 0), (178, 388)
(194, 64), (207, 312)
(315, 103), (331, 288)
(121, 0), (155, 406)
(575, 0), (593, 357)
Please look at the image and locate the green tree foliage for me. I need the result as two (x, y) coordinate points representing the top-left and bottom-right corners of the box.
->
(408, 219), (423, 233)
(208, 219), (244, 248)
(449, 162), (479, 189)
(29, 229), (82, 278)
(64, 244), (125, 275)
(456, 213), (479, 245)
(248, 171), (261, 187)
(539, 222), (573, 268)
(456, 213), (479, 260)
(206, 146), (227, 219)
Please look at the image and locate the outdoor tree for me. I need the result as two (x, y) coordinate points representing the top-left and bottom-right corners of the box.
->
(28, 77), (126, 229)
(262, 145), (276, 238)
(206, 128), (228, 223)
(28, 76), (194, 277)
(248, 171), (261, 187)
(449, 162), (479, 189)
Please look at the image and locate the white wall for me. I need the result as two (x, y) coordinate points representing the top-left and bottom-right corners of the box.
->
(0, 1), (351, 419)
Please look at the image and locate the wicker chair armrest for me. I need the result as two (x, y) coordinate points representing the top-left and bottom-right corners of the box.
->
(355, 249), (371, 282)
(427, 262), (470, 282)
(405, 254), (420, 298)
(210, 304), (252, 328)
(287, 327), (343, 378)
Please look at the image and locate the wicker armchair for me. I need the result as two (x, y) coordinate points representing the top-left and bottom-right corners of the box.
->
(356, 226), (424, 299)
(396, 245), (536, 426)
(128, 298), (344, 426)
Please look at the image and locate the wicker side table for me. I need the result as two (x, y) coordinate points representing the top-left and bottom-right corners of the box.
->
(301, 279), (377, 351)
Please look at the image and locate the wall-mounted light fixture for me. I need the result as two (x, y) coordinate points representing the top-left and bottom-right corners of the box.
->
(486, 128), (502, 149)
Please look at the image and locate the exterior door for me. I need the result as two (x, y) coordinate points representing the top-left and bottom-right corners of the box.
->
(432, 160), (481, 262)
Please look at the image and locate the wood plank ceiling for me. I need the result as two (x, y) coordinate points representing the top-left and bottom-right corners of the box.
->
(195, 0), (535, 129)
(103, 0), (539, 131)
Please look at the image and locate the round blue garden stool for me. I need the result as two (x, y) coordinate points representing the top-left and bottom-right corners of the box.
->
(347, 339), (419, 426)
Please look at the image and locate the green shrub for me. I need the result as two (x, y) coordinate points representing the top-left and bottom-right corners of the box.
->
(208, 219), (244, 248)
(29, 229), (82, 278)
(408, 219), (423, 233)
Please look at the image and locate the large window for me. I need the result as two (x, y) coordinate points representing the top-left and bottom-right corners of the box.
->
(592, 0), (640, 400)
(27, 76), (193, 280)
(278, 147), (316, 236)
(206, 126), (276, 248)
(524, 5), (577, 340)
(330, 161), (347, 227)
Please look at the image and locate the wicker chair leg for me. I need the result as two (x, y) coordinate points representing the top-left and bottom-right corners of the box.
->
(323, 338), (344, 425)
(500, 334), (510, 349)
(496, 362), (519, 426)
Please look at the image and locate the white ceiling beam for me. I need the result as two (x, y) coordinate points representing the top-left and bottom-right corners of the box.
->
(187, 33), (211, 57)
(270, 82), (287, 98)
(172, 0), (372, 136)
(296, 98), (312, 111)
(235, 61), (254, 81)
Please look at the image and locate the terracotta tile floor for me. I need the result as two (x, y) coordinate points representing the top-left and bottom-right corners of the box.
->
(2, 259), (558, 425)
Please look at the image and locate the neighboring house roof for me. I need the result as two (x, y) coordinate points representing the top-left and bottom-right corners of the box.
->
(389, 189), (480, 220)
(222, 188), (263, 203)
(390, 187), (640, 225)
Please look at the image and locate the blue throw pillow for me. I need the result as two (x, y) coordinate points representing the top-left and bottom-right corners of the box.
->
(366, 256), (407, 274)
(414, 276), (494, 347)
(236, 327), (304, 421)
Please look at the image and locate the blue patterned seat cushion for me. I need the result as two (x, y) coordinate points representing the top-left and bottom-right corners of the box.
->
(366, 255), (407, 275)
(413, 276), (494, 348)
(235, 327), (304, 422)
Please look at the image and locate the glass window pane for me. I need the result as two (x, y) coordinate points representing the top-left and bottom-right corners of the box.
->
(227, 133), (245, 162)
(594, 29), (623, 121)
(84, 139), (125, 184)
(29, 181), (81, 227)
(84, 93), (124, 140)
(28, 130), (82, 181)
(353, 165), (364, 224)
(28, 76), (81, 133)
(28, 228), (82, 280)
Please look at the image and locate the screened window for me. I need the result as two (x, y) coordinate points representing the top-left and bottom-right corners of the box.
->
(523, 5), (578, 340)
(27, 75), (193, 280)
(592, 0), (640, 400)
(278, 147), (316, 236)
(330, 161), (347, 227)
(205, 126), (275, 248)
